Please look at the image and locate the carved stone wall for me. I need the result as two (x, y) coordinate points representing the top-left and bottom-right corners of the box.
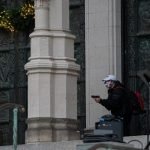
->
(123, 0), (150, 135)
(0, 31), (29, 145)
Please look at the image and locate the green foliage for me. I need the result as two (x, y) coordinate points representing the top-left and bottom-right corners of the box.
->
(0, 2), (34, 32)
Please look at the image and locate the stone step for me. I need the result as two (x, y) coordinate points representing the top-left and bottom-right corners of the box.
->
(76, 142), (140, 150)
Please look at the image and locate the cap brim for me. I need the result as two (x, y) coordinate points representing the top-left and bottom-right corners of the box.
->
(102, 77), (109, 81)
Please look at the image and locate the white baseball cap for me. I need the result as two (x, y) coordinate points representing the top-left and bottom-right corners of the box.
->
(102, 75), (117, 81)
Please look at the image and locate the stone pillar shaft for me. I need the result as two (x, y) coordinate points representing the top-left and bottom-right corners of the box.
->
(85, 0), (121, 128)
(49, 0), (69, 31)
(34, 0), (49, 30)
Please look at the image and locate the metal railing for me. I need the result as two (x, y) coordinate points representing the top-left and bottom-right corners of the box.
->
(0, 101), (25, 150)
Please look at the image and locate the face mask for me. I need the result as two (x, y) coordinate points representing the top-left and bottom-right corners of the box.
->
(104, 80), (114, 89)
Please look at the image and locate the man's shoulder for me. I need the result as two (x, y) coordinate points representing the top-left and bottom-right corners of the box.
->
(113, 86), (126, 93)
(114, 85), (125, 90)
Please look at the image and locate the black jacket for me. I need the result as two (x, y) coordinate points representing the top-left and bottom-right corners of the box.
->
(100, 82), (132, 118)
(99, 81), (132, 136)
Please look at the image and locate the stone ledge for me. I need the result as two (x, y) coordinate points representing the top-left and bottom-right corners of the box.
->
(0, 141), (141, 150)
(0, 140), (83, 150)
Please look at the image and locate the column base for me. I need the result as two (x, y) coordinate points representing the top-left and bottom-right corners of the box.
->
(25, 118), (80, 143)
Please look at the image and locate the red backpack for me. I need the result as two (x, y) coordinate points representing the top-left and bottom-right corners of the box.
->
(114, 83), (145, 114)
(128, 90), (145, 114)
(133, 91), (145, 113)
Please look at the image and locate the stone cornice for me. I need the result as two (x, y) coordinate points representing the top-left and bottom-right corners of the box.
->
(26, 117), (79, 130)
(25, 57), (80, 76)
(30, 30), (75, 39)
(29, 30), (52, 37)
(51, 31), (76, 39)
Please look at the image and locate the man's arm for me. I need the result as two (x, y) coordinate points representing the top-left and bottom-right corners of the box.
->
(100, 88), (125, 110)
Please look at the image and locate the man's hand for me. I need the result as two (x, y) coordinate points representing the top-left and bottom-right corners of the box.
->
(91, 95), (101, 103)
(94, 97), (101, 103)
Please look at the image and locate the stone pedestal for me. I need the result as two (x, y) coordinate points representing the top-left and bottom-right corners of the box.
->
(51, 118), (80, 142)
(25, 118), (79, 143)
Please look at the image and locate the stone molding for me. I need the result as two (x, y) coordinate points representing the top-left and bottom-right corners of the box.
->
(29, 30), (75, 40)
(25, 117), (80, 143)
(25, 60), (80, 76)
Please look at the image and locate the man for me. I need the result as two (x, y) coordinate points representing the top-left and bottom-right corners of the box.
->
(92, 75), (132, 136)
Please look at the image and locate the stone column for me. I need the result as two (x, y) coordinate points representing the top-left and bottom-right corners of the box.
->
(49, 0), (80, 142)
(85, 0), (122, 128)
(25, 0), (80, 143)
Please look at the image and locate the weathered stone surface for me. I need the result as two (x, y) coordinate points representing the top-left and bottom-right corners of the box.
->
(0, 140), (83, 150)
(25, 118), (80, 143)
(77, 142), (141, 150)
(0, 141), (141, 150)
